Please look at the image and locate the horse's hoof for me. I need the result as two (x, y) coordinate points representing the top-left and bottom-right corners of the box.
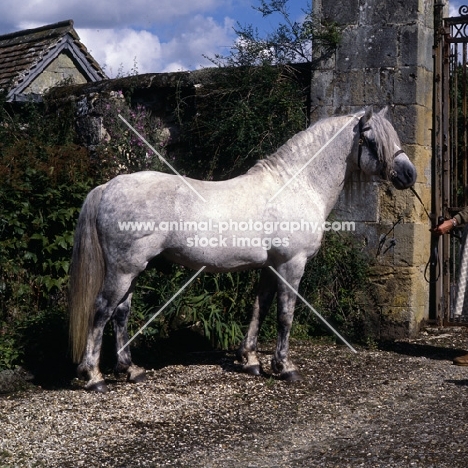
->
(128, 372), (147, 383)
(85, 380), (108, 393)
(280, 371), (302, 382)
(243, 364), (262, 376)
(127, 365), (147, 383)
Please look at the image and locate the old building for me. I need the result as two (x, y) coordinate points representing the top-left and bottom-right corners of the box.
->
(0, 19), (106, 102)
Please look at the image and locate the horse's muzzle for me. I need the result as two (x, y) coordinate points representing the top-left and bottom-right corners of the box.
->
(391, 153), (417, 190)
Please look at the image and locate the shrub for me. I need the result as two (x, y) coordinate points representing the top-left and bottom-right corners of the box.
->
(0, 96), (94, 370)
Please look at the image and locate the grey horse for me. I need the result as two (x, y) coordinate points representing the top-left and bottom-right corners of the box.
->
(69, 107), (417, 392)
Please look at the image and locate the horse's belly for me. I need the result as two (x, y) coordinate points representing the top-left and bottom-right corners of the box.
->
(162, 244), (269, 273)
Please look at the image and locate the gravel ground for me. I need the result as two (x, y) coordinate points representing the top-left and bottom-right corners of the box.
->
(1, 327), (468, 467)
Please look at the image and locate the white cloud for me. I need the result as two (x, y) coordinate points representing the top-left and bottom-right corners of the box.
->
(0, 0), (223, 30)
(157, 15), (236, 72)
(0, 0), (257, 74)
(78, 29), (162, 76)
(77, 15), (235, 75)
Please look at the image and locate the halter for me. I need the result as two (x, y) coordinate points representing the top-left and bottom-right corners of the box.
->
(357, 119), (405, 179)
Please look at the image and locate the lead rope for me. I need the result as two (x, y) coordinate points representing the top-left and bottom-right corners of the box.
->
(408, 186), (442, 283)
(409, 186), (431, 219)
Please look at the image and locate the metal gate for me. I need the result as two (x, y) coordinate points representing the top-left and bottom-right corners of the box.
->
(432, 3), (468, 324)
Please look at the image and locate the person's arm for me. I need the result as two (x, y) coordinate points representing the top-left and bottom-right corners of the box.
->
(433, 206), (468, 235)
(434, 217), (458, 235)
(454, 206), (468, 226)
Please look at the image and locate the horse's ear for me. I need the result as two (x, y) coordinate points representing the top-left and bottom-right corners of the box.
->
(360, 107), (373, 125)
(378, 106), (389, 117)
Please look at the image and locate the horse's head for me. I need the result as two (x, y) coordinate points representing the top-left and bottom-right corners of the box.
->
(356, 107), (417, 190)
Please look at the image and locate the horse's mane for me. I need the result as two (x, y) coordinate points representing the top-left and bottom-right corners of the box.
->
(247, 110), (400, 178)
(246, 126), (315, 176)
(367, 110), (402, 178)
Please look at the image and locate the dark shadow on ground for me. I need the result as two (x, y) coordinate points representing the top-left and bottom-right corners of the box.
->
(378, 340), (467, 362)
(446, 379), (468, 386)
(30, 328), (468, 390)
(25, 327), (281, 391)
(130, 328), (231, 370)
(26, 328), (243, 391)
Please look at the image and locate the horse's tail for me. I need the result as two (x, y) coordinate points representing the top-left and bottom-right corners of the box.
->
(68, 185), (106, 364)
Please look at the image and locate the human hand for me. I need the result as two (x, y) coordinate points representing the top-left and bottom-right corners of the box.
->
(432, 219), (456, 236)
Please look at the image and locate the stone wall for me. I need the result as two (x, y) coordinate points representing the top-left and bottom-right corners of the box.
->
(47, 71), (199, 154)
(311, 0), (434, 338)
(47, 66), (311, 163)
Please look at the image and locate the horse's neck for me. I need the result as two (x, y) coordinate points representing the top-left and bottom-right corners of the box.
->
(261, 117), (357, 215)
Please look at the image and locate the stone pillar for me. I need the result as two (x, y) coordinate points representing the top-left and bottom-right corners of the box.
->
(311, 0), (434, 338)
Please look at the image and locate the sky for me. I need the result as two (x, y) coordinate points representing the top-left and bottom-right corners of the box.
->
(450, 0), (466, 16)
(0, 0), (308, 77)
(1, 1), (465, 77)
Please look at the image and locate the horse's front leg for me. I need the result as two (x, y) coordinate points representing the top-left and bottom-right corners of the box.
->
(237, 268), (277, 375)
(270, 258), (306, 382)
(113, 293), (146, 383)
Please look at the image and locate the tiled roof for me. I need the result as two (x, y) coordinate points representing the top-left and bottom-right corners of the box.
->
(0, 19), (106, 100)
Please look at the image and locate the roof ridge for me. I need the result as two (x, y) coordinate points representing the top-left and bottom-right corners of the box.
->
(0, 19), (107, 101)
(0, 19), (74, 42)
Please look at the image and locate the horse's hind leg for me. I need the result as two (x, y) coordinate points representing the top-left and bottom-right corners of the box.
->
(113, 293), (146, 383)
(77, 273), (135, 392)
(237, 268), (277, 376)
